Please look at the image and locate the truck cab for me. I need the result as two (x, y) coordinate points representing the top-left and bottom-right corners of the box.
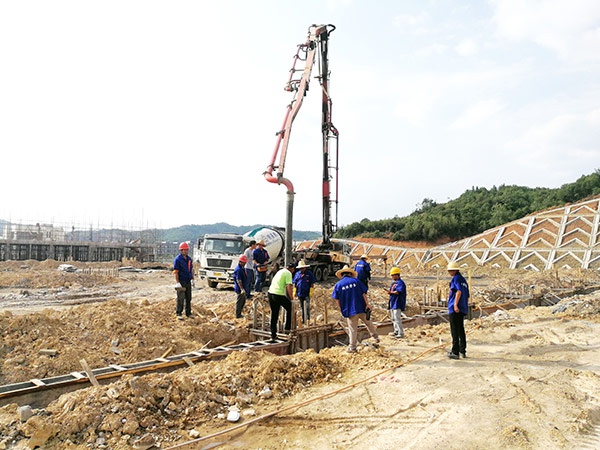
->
(194, 233), (245, 288)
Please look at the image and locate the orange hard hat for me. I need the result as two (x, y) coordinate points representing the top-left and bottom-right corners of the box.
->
(239, 255), (248, 263)
(179, 242), (190, 250)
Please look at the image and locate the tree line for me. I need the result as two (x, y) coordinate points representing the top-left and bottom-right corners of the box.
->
(335, 170), (600, 243)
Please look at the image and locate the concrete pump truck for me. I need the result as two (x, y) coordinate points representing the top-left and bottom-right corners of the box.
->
(195, 24), (351, 288)
(264, 23), (352, 281)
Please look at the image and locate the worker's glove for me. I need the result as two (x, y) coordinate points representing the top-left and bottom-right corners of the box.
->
(174, 282), (183, 290)
(191, 280), (195, 288)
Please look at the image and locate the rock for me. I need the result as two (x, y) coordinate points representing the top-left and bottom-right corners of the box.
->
(17, 405), (33, 422)
(258, 386), (273, 399)
(122, 417), (140, 435)
(39, 349), (58, 356)
(226, 410), (240, 422)
(552, 304), (569, 313)
(99, 414), (122, 432)
(207, 393), (227, 404)
(236, 392), (255, 405)
(106, 387), (120, 399)
(22, 416), (57, 448)
(58, 264), (78, 273)
(189, 429), (200, 438)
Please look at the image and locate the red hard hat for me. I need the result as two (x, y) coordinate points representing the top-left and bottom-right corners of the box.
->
(179, 242), (190, 250)
(239, 255), (248, 263)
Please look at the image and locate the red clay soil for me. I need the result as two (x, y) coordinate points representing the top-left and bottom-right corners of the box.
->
(353, 236), (449, 248)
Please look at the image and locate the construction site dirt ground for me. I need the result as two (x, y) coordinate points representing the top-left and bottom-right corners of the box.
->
(1, 260), (600, 449)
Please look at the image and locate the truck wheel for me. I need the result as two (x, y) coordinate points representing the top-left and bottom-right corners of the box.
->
(208, 280), (218, 289)
(322, 267), (329, 280)
(314, 266), (323, 282)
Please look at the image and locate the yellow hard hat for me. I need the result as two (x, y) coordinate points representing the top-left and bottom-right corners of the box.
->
(390, 267), (401, 276)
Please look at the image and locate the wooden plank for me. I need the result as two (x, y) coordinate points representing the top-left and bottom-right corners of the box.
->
(79, 359), (100, 387)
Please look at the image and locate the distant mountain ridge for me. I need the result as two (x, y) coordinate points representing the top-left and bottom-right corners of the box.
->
(0, 220), (321, 244)
(159, 223), (320, 244)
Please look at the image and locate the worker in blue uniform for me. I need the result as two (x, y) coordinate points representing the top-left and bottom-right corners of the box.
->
(387, 267), (407, 338)
(332, 265), (379, 353)
(354, 254), (371, 290)
(293, 260), (317, 323)
(447, 261), (470, 359)
(252, 240), (270, 292)
(173, 242), (194, 320)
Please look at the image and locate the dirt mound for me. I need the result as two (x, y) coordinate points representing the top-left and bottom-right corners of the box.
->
(0, 348), (360, 449)
(0, 299), (252, 384)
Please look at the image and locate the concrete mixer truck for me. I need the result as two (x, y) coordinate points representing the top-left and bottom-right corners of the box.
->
(194, 226), (285, 289)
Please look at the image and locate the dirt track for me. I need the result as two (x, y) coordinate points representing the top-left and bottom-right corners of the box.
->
(1, 260), (600, 449)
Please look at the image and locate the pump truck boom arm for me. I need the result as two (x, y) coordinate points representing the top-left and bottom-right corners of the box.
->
(264, 24), (340, 264)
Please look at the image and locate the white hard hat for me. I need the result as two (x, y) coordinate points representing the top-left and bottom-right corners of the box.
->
(296, 260), (310, 269)
(447, 261), (461, 271)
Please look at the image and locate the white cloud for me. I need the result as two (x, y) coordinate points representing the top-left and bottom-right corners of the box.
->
(505, 108), (600, 174)
(393, 75), (446, 126)
(491, 0), (600, 63)
(450, 99), (505, 129)
(392, 64), (525, 127)
(455, 39), (479, 57)
(415, 43), (449, 57)
(392, 12), (431, 33)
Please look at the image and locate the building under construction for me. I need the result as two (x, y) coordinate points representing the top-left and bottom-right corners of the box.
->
(0, 221), (160, 262)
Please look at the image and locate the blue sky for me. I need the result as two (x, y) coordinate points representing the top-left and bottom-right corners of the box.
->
(1, 0), (599, 232)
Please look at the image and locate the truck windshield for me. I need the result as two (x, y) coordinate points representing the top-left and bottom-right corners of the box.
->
(204, 239), (244, 255)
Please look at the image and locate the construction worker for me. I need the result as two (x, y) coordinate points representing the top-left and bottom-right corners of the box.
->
(173, 242), (194, 320)
(234, 255), (249, 318)
(267, 262), (295, 342)
(447, 261), (470, 359)
(293, 260), (316, 323)
(243, 240), (257, 298)
(332, 265), (379, 353)
(387, 267), (407, 338)
(253, 240), (270, 292)
(354, 254), (371, 290)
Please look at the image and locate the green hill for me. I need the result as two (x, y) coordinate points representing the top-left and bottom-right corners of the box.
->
(336, 170), (600, 243)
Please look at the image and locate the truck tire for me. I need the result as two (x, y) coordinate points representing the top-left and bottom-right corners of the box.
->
(207, 280), (218, 289)
(322, 267), (329, 280)
(314, 266), (323, 282)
